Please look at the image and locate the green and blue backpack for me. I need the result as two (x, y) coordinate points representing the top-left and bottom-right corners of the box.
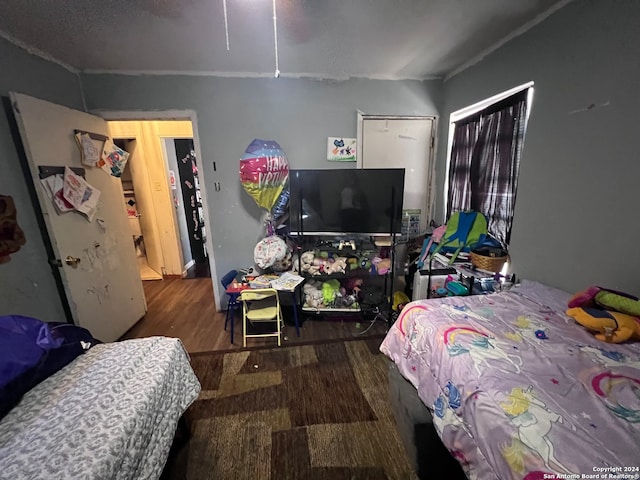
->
(431, 211), (488, 264)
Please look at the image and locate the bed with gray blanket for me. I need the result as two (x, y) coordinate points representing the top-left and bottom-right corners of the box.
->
(0, 336), (200, 480)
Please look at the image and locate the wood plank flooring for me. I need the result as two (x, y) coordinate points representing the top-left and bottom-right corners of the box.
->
(120, 277), (389, 353)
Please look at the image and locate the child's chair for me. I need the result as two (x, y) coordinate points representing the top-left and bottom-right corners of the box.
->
(220, 269), (240, 343)
(239, 288), (282, 347)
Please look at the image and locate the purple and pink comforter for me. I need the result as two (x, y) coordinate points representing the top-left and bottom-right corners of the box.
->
(381, 280), (640, 480)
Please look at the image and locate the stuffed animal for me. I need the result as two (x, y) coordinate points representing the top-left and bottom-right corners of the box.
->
(567, 286), (640, 343)
(312, 256), (337, 275)
(568, 286), (640, 315)
(359, 252), (372, 271)
(566, 307), (640, 343)
(372, 257), (392, 275)
(303, 280), (324, 308)
(335, 286), (358, 308)
(321, 279), (341, 305)
(595, 290), (640, 317)
(300, 251), (315, 274)
(346, 256), (360, 270)
(344, 277), (363, 296)
(325, 256), (347, 275)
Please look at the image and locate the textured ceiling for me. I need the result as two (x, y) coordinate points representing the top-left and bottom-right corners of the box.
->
(0, 0), (567, 79)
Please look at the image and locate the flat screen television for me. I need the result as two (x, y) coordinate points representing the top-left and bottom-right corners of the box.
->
(288, 168), (405, 235)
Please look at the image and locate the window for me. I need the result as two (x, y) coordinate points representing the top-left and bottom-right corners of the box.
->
(444, 83), (533, 248)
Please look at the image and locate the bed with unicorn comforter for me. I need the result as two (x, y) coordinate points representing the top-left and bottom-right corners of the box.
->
(381, 280), (640, 480)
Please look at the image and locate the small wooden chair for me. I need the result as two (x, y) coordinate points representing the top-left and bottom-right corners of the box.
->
(239, 288), (282, 347)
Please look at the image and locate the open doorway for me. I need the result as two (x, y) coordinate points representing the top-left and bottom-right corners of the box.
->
(105, 116), (220, 346)
(106, 119), (218, 340)
(101, 111), (221, 315)
(164, 138), (210, 279)
(107, 120), (211, 282)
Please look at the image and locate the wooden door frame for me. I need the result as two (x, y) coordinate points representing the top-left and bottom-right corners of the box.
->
(93, 109), (220, 311)
(356, 113), (439, 225)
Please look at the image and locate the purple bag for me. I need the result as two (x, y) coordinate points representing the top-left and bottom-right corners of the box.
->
(0, 315), (98, 418)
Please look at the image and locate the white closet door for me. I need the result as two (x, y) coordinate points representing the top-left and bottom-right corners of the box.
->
(361, 117), (435, 232)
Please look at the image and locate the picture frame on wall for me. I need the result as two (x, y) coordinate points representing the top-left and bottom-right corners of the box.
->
(327, 137), (356, 162)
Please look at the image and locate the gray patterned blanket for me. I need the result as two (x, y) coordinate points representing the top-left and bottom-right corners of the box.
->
(0, 337), (201, 480)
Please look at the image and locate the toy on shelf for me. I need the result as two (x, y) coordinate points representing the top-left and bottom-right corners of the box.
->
(297, 249), (383, 277)
(302, 278), (362, 310)
(372, 256), (391, 275)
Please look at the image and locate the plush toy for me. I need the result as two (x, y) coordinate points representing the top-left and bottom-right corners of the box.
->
(372, 257), (392, 275)
(567, 286), (640, 343)
(312, 256), (336, 275)
(359, 252), (372, 271)
(595, 290), (640, 317)
(272, 250), (292, 272)
(335, 288), (358, 308)
(568, 286), (639, 313)
(392, 291), (410, 312)
(346, 256), (360, 270)
(303, 280), (324, 308)
(325, 256), (347, 275)
(321, 279), (341, 305)
(344, 277), (363, 296)
(567, 285), (603, 309)
(300, 251), (315, 274)
(566, 307), (640, 343)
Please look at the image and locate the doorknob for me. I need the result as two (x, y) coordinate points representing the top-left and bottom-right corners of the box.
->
(65, 255), (81, 268)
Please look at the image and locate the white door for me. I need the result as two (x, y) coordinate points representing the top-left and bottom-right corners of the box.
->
(10, 92), (146, 342)
(360, 117), (435, 232)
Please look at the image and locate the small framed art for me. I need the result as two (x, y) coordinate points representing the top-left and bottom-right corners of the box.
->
(327, 137), (356, 162)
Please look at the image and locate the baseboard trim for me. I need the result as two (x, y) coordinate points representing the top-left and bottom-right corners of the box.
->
(164, 274), (183, 280)
(182, 260), (196, 277)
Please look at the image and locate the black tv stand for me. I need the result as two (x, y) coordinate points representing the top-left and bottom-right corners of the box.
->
(292, 233), (396, 327)
(289, 171), (402, 327)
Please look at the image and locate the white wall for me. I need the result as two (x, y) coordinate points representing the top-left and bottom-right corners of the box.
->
(0, 36), (84, 321)
(436, 0), (640, 296)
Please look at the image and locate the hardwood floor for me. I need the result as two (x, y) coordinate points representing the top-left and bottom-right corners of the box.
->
(120, 277), (389, 353)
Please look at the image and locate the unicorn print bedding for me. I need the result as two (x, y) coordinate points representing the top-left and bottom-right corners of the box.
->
(381, 280), (640, 480)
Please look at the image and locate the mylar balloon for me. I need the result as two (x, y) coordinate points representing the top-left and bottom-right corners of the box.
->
(239, 139), (289, 211)
(271, 188), (290, 223)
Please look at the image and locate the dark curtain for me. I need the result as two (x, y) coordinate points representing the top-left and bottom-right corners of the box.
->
(446, 117), (480, 217)
(447, 90), (528, 247)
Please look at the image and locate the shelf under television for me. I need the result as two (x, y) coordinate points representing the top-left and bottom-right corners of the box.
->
(301, 306), (361, 313)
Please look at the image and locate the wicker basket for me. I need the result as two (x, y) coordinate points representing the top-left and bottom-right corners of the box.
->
(470, 248), (509, 272)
